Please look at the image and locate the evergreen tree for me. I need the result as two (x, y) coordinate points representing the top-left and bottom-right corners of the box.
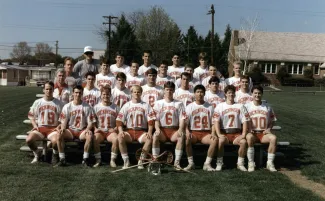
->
(182, 26), (201, 66)
(220, 24), (232, 78)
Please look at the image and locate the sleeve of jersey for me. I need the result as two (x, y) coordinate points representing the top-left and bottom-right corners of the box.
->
(212, 106), (221, 123)
(28, 100), (39, 120)
(185, 105), (191, 123)
(116, 104), (126, 123)
(152, 102), (160, 119)
(147, 105), (156, 122)
(59, 105), (68, 123)
(179, 103), (188, 120)
(87, 107), (97, 124)
(240, 105), (250, 122)
(269, 107), (277, 122)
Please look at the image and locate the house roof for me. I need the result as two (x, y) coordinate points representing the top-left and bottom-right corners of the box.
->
(234, 30), (325, 63)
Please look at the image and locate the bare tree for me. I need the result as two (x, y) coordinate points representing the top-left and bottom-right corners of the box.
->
(34, 43), (53, 66)
(10, 42), (31, 64)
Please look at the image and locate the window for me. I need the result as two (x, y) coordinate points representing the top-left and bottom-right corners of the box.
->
(314, 65), (320, 75)
(287, 64), (304, 75)
(261, 63), (277, 74)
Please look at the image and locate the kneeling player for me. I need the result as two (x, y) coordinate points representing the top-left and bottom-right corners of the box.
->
(153, 81), (186, 168)
(26, 81), (63, 163)
(56, 85), (96, 166)
(185, 85), (218, 171)
(213, 85), (250, 171)
(93, 86), (119, 167)
(116, 85), (156, 169)
(245, 85), (277, 172)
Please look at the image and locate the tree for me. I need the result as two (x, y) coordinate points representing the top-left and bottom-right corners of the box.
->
(182, 26), (201, 66)
(203, 31), (222, 68)
(10, 41), (31, 65)
(34, 43), (53, 66)
(247, 66), (268, 85)
(220, 24), (232, 78)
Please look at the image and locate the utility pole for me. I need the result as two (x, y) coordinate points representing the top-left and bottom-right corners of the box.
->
(55, 40), (58, 68)
(207, 4), (215, 65)
(103, 16), (118, 62)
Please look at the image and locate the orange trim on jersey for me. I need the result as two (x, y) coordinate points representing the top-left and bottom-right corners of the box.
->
(125, 129), (145, 141)
(38, 126), (57, 137)
(161, 128), (178, 141)
(191, 130), (211, 142)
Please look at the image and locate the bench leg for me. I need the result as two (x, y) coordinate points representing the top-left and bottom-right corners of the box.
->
(42, 140), (48, 161)
(258, 146), (264, 168)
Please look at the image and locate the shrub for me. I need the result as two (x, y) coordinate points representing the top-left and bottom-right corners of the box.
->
(276, 66), (290, 85)
(303, 68), (313, 79)
(247, 66), (269, 85)
(283, 77), (314, 87)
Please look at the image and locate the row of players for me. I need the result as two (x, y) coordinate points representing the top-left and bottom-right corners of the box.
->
(27, 80), (277, 172)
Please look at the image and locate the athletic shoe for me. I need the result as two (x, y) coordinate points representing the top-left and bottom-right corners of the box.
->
(203, 163), (215, 172)
(174, 161), (182, 170)
(137, 160), (144, 169)
(122, 158), (130, 169)
(93, 159), (102, 168)
(110, 160), (117, 168)
(82, 158), (91, 167)
(31, 151), (42, 164)
(215, 162), (223, 171)
(237, 163), (248, 172)
(266, 162), (277, 172)
(54, 158), (66, 167)
(248, 162), (255, 172)
(184, 163), (195, 171)
(51, 153), (59, 165)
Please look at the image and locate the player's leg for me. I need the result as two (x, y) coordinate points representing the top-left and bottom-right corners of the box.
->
(93, 132), (105, 167)
(201, 134), (218, 171)
(26, 131), (44, 163)
(170, 131), (185, 168)
(216, 136), (229, 171)
(118, 132), (132, 169)
(152, 130), (166, 159)
(261, 133), (277, 172)
(79, 130), (93, 166)
(246, 133), (258, 172)
(184, 132), (197, 171)
(47, 131), (59, 165)
(138, 132), (153, 169)
(56, 129), (73, 166)
(106, 132), (119, 167)
(233, 135), (248, 172)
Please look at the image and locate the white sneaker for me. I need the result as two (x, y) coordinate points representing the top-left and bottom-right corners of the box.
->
(93, 159), (102, 168)
(122, 159), (130, 169)
(215, 162), (223, 171)
(266, 162), (277, 172)
(137, 160), (144, 169)
(237, 163), (248, 172)
(248, 162), (255, 172)
(174, 161), (182, 170)
(31, 156), (40, 164)
(110, 160), (117, 168)
(203, 163), (215, 172)
(184, 163), (195, 171)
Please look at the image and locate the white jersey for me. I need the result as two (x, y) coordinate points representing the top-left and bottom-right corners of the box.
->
(186, 102), (214, 131)
(95, 73), (115, 89)
(138, 64), (157, 76)
(141, 85), (164, 107)
(235, 90), (254, 104)
(193, 66), (209, 81)
(156, 75), (175, 88)
(167, 66), (184, 79)
(213, 102), (250, 130)
(53, 87), (72, 105)
(153, 99), (187, 127)
(93, 102), (118, 132)
(225, 76), (253, 91)
(116, 101), (156, 129)
(83, 87), (101, 107)
(126, 74), (146, 89)
(204, 90), (225, 109)
(110, 64), (130, 76)
(59, 102), (96, 131)
(111, 87), (131, 109)
(202, 76), (227, 91)
(173, 88), (195, 106)
(245, 101), (277, 131)
(28, 98), (64, 127)
(175, 78), (200, 90)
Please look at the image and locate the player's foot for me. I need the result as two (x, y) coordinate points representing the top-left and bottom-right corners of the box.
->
(237, 163), (248, 172)
(137, 160), (144, 169)
(203, 163), (215, 172)
(215, 162), (223, 171)
(51, 153), (59, 165)
(248, 162), (255, 172)
(31, 151), (42, 164)
(82, 158), (91, 167)
(122, 159), (130, 169)
(174, 161), (182, 170)
(266, 162), (277, 172)
(184, 163), (195, 171)
(54, 158), (66, 167)
(93, 159), (102, 168)
(110, 160), (117, 168)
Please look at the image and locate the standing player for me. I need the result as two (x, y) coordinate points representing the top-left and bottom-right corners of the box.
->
(26, 81), (63, 164)
(54, 69), (72, 104)
(93, 86), (119, 168)
(110, 52), (130, 76)
(184, 85), (218, 171)
(235, 75), (254, 104)
(111, 72), (131, 109)
(175, 64), (200, 90)
(167, 53), (184, 79)
(204, 76), (225, 109)
(126, 61), (146, 89)
(245, 85), (278, 172)
(56, 85), (96, 166)
(117, 85), (156, 169)
(95, 60), (116, 89)
(225, 61), (253, 91)
(156, 60), (175, 87)
(202, 65), (226, 91)
(83, 72), (101, 107)
(213, 85), (250, 171)
(174, 72), (195, 106)
(141, 68), (163, 107)
(152, 81), (187, 168)
(138, 50), (157, 76)
(193, 52), (209, 82)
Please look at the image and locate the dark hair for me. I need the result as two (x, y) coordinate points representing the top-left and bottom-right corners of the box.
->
(85, 71), (96, 78)
(146, 68), (158, 76)
(130, 60), (139, 66)
(240, 75), (250, 81)
(160, 60), (169, 66)
(172, 52), (181, 57)
(209, 65), (217, 70)
(115, 51), (125, 57)
(194, 84), (206, 93)
(44, 81), (54, 89)
(224, 85), (236, 94)
(100, 58), (109, 65)
(180, 72), (191, 79)
(251, 85), (264, 94)
(143, 50), (152, 55)
(116, 72), (127, 81)
(184, 63), (194, 70)
(208, 76), (220, 84)
(73, 85), (84, 93)
(164, 81), (175, 90)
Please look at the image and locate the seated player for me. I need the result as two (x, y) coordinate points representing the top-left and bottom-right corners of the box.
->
(193, 52), (209, 82)
(95, 59), (116, 89)
(93, 86), (119, 168)
(141, 68), (163, 107)
(117, 85), (156, 169)
(110, 52), (130, 76)
(167, 53), (184, 79)
(235, 75), (254, 104)
(138, 50), (157, 76)
(156, 60), (175, 87)
(174, 72), (195, 106)
(204, 76), (225, 109)
(175, 64), (200, 90)
(245, 85), (278, 172)
(225, 61), (253, 91)
(83, 72), (101, 107)
(126, 61), (145, 89)
(111, 72), (131, 109)
(184, 85), (218, 171)
(54, 69), (72, 104)
(26, 81), (63, 164)
(56, 85), (96, 166)
(213, 85), (250, 171)
(152, 81), (187, 169)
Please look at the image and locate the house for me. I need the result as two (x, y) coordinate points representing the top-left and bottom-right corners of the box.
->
(93, 50), (105, 60)
(228, 30), (325, 85)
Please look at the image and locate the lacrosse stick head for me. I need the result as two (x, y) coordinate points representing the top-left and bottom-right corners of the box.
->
(148, 162), (162, 176)
(135, 148), (153, 162)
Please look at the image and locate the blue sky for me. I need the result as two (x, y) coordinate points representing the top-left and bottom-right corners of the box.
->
(1, 0), (325, 59)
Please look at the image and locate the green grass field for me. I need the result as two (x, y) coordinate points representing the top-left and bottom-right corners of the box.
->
(0, 86), (324, 201)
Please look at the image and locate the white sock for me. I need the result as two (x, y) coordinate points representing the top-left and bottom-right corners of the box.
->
(140, 152), (147, 160)
(267, 153), (275, 163)
(204, 156), (212, 165)
(187, 156), (194, 164)
(217, 157), (223, 164)
(175, 149), (183, 162)
(33, 151), (39, 158)
(59, 153), (65, 159)
(122, 153), (129, 161)
(247, 147), (255, 162)
(237, 157), (245, 165)
(83, 152), (89, 159)
(152, 148), (160, 157)
(94, 152), (101, 159)
(111, 152), (117, 160)
(52, 149), (58, 155)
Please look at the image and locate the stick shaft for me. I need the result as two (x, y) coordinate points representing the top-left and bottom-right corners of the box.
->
(111, 161), (151, 173)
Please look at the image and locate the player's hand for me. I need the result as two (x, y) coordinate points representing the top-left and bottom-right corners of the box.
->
(146, 132), (153, 139)
(85, 129), (92, 136)
(32, 127), (39, 132)
(119, 131), (126, 138)
(154, 129), (161, 136)
(263, 128), (271, 135)
(177, 130), (184, 137)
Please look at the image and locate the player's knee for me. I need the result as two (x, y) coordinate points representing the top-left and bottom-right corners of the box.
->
(112, 137), (118, 145)
(218, 137), (226, 145)
(246, 133), (253, 142)
(26, 136), (33, 144)
(269, 135), (277, 143)
(240, 139), (247, 147)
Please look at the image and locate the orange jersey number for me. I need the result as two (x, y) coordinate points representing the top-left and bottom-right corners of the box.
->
(130, 114), (143, 127)
(194, 116), (209, 129)
(252, 117), (266, 130)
